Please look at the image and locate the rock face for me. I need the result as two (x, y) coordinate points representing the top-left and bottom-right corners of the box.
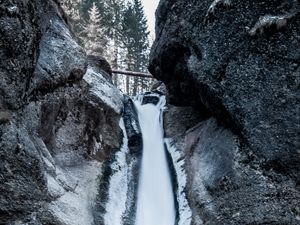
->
(151, 0), (300, 224)
(0, 1), (123, 224)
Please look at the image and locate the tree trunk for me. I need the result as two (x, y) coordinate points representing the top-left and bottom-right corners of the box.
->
(132, 77), (138, 96)
(126, 76), (130, 95)
(112, 32), (119, 86)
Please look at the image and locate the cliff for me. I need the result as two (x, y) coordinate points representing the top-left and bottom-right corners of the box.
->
(150, 0), (300, 224)
(0, 0), (123, 224)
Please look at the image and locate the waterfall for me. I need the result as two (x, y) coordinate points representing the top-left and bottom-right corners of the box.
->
(134, 94), (176, 225)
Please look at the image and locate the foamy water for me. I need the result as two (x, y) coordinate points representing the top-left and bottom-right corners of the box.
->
(134, 94), (175, 225)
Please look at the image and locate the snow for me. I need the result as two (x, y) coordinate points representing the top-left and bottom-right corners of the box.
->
(8, 5), (18, 13)
(131, 118), (140, 133)
(45, 161), (102, 225)
(83, 67), (123, 114)
(249, 15), (288, 36)
(165, 139), (192, 225)
(207, 0), (231, 15)
(46, 173), (65, 198)
(104, 118), (130, 225)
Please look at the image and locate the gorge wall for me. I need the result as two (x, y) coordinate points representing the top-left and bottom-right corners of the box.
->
(1, 0), (299, 224)
(150, 0), (300, 224)
(0, 0), (124, 224)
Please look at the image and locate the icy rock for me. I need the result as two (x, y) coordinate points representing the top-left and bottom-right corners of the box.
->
(42, 162), (102, 225)
(29, 5), (87, 92)
(0, 0), (123, 224)
(165, 139), (192, 225)
(83, 67), (124, 115)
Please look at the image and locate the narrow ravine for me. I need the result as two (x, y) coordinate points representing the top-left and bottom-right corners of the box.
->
(134, 94), (176, 225)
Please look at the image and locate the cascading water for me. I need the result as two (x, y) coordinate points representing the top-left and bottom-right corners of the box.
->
(134, 94), (176, 225)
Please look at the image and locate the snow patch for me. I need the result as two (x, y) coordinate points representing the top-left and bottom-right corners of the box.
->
(46, 173), (65, 198)
(104, 118), (129, 225)
(84, 67), (123, 114)
(206, 0), (231, 16)
(249, 15), (288, 36)
(165, 138), (192, 225)
(46, 161), (102, 225)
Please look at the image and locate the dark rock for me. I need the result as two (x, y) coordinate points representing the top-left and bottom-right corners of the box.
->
(150, 81), (167, 94)
(142, 95), (159, 105)
(184, 118), (300, 225)
(87, 55), (113, 79)
(152, 0), (300, 224)
(0, 111), (12, 124)
(115, 96), (143, 225)
(123, 96), (143, 156)
(0, 0), (123, 224)
(0, 123), (50, 223)
(138, 91), (165, 105)
(164, 104), (207, 138)
(28, 0), (87, 95)
(151, 0), (300, 179)
(0, 0), (39, 110)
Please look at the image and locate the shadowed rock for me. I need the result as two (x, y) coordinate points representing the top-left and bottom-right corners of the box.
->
(0, 0), (123, 224)
(152, 0), (300, 224)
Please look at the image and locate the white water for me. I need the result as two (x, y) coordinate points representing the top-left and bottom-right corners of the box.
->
(134, 95), (176, 225)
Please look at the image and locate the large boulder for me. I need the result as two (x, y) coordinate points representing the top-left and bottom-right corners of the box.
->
(0, 0), (123, 224)
(151, 0), (300, 224)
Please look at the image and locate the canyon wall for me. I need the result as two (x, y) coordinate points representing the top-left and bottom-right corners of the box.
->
(0, 1), (123, 224)
(152, 0), (300, 224)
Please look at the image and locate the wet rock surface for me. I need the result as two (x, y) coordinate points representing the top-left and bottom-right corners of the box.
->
(153, 0), (300, 224)
(164, 104), (206, 138)
(122, 96), (143, 225)
(184, 119), (300, 225)
(0, 0), (123, 224)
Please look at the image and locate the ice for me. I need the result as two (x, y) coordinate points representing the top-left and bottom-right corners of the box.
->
(104, 118), (130, 225)
(165, 139), (192, 225)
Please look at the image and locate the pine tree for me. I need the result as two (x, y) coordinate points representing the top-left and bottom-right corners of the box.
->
(121, 0), (150, 95)
(102, 0), (126, 86)
(62, 0), (152, 95)
(81, 0), (105, 21)
(83, 2), (107, 56)
(61, 0), (84, 40)
(61, 0), (81, 20)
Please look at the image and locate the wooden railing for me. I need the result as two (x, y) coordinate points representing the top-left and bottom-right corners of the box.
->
(112, 69), (154, 78)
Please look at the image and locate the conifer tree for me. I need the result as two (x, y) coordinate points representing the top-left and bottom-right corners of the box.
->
(81, 0), (105, 21)
(61, 0), (84, 41)
(61, 0), (81, 21)
(121, 0), (150, 95)
(102, 0), (126, 86)
(62, 0), (152, 95)
(84, 2), (107, 56)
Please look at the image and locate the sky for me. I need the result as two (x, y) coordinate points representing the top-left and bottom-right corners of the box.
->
(140, 0), (160, 41)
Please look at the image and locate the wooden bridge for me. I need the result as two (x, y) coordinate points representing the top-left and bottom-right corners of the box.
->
(112, 69), (154, 78)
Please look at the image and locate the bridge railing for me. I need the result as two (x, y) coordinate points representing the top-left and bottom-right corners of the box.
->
(112, 69), (154, 78)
